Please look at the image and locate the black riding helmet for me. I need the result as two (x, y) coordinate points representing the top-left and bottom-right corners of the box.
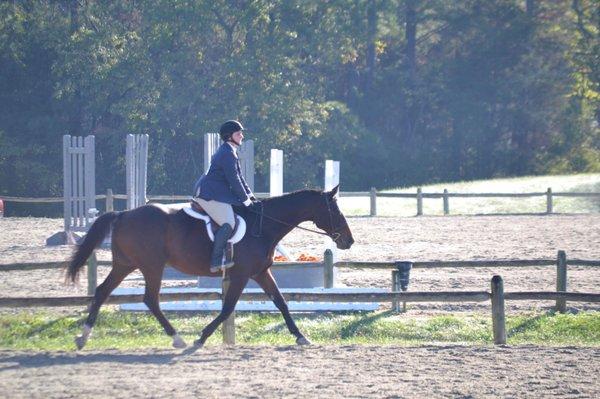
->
(219, 120), (244, 142)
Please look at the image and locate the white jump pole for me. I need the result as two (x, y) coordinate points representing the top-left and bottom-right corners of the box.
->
(324, 160), (340, 263)
(270, 149), (283, 197)
(324, 160), (340, 191)
(270, 149), (292, 260)
(126, 134), (149, 210)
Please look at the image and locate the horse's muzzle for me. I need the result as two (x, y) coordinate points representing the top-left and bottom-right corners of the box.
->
(336, 236), (354, 250)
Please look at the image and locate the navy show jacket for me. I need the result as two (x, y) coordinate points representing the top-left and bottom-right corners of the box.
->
(194, 142), (252, 206)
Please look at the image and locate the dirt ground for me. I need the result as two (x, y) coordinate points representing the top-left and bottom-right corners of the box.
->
(0, 214), (599, 398)
(0, 345), (599, 398)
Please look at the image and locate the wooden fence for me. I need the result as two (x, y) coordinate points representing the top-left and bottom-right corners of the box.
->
(2, 187), (600, 216)
(2, 249), (597, 311)
(1, 249), (599, 344)
(0, 276), (599, 345)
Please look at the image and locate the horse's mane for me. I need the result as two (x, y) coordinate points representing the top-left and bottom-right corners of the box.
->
(239, 189), (322, 219)
(260, 189), (322, 204)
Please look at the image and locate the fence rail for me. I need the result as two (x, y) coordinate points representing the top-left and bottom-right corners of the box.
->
(335, 259), (600, 269)
(2, 289), (599, 309)
(2, 256), (599, 273)
(0, 283), (598, 346)
(0, 291), (496, 308)
(0, 260), (322, 272)
(2, 187), (600, 216)
(1, 250), (598, 313)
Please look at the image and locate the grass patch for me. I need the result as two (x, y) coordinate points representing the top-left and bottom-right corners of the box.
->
(1, 310), (599, 350)
(338, 173), (600, 216)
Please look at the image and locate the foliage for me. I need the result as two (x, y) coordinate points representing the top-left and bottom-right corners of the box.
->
(0, 1), (598, 214)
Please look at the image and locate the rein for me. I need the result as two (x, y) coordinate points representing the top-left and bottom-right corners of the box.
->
(248, 195), (342, 243)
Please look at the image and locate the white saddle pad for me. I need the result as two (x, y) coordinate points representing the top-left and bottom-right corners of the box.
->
(182, 206), (246, 244)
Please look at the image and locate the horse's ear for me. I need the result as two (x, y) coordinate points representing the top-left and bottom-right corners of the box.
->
(328, 185), (340, 200)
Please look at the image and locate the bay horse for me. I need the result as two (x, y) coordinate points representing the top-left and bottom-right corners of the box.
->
(67, 185), (354, 349)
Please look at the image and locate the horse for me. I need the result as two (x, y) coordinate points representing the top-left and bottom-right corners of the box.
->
(67, 185), (354, 349)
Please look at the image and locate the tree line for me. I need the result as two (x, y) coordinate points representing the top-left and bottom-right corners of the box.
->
(0, 0), (598, 208)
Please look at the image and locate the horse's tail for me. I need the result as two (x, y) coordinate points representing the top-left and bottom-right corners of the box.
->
(67, 211), (120, 283)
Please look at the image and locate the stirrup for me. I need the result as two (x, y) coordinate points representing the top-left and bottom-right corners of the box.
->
(210, 260), (234, 273)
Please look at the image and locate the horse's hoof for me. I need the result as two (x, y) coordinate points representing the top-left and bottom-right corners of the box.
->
(296, 336), (312, 346)
(172, 334), (187, 349)
(193, 339), (204, 348)
(75, 336), (87, 350)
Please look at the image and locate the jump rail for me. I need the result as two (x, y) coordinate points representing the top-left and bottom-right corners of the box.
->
(2, 187), (599, 216)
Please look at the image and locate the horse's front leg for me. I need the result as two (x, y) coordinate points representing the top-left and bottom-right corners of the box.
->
(253, 268), (311, 345)
(194, 274), (249, 347)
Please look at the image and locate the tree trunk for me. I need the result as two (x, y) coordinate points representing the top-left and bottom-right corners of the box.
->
(405, 0), (416, 83)
(403, 0), (417, 143)
(69, 0), (83, 136)
(526, 0), (535, 18)
(365, 0), (377, 92)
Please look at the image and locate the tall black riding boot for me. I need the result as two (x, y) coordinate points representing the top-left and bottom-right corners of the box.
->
(210, 224), (235, 273)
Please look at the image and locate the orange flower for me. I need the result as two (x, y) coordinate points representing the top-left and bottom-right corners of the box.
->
(296, 254), (319, 262)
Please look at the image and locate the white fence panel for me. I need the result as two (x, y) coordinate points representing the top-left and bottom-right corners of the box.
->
(324, 160), (340, 191)
(63, 135), (95, 233)
(203, 133), (220, 174)
(270, 149), (283, 197)
(126, 134), (149, 209)
(239, 139), (255, 191)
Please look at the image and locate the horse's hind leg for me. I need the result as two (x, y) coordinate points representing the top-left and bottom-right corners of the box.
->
(140, 266), (187, 349)
(253, 269), (310, 345)
(75, 262), (134, 350)
(194, 274), (249, 348)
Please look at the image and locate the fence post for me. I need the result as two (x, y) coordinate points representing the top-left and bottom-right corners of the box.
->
(546, 188), (553, 214)
(324, 249), (334, 288)
(397, 262), (412, 312)
(391, 270), (400, 312)
(416, 188), (423, 216)
(556, 250), (567, 313)
(491, 275), (506, 345)
(443, 189), (449, 215)
(391, 262), (412, 313)
(106, 189), (114, 212)
(87, 252), (97, 296)
(370, 187), (377, 217)
(222, 275), (235, 345)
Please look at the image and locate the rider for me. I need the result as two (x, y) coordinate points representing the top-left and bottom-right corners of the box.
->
(193, 120), (257, 273)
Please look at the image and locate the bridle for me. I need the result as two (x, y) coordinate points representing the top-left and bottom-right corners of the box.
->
(324, 194), (342, 243)
(249, 194), (343, 244)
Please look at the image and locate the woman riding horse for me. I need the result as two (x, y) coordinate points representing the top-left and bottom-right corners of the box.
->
(193, 119), (258, 273)
(67, 182), (354, 349)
